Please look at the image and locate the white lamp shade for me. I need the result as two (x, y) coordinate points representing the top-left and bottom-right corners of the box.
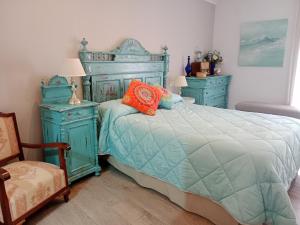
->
(174, 76), (188, 87)
(59, 58), (86, 77)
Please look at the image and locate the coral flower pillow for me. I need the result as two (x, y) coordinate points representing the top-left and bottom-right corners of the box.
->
(122, 80), (162, 116)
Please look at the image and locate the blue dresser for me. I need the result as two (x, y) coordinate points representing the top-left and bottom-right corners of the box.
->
(40, 76), (101, 184)
(182, 75), (231, 108)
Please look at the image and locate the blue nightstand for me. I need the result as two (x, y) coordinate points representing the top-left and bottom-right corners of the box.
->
(40, 76), (101, 184)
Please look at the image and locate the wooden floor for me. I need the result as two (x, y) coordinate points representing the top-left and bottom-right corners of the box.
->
(25, 167), (300, 225)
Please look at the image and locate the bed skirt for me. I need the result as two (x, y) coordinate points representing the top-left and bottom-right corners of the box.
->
(108, 156), (246, 225)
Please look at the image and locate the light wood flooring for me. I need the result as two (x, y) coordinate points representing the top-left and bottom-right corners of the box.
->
(25, 166), (300, 225)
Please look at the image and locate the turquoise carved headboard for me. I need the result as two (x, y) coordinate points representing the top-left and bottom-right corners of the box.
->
(79, 38), (169, 103)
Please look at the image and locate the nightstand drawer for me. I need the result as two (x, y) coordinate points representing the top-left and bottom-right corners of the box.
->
(63, 107), (94, 122)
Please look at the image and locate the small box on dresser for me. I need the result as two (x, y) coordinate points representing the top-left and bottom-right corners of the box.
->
(40, 76), (101, 184)
(181, 75), (231, 108)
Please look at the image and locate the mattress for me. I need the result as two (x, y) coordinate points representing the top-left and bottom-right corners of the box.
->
(98, 100), (300, 225)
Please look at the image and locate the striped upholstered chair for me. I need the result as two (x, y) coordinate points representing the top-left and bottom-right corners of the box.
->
(0, 112), (71, 225)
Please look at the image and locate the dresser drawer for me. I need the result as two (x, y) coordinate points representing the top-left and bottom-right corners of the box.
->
(63, 107), (95, 122)
(204, 95), (226, 107)
(207, 77), (229, 87)
(203, 86), (226, 98)
(183, 75), (231, 109)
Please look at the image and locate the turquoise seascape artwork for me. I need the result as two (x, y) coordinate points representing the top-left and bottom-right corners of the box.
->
(238, 19), (288, 67)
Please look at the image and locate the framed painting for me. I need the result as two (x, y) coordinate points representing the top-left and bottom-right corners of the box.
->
(238, 19), (288, 67)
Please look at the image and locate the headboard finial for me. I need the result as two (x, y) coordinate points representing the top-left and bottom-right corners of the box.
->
(162, 45), (168, 54)
(81, 38), (88, 51)
(41, 79), (46, 86)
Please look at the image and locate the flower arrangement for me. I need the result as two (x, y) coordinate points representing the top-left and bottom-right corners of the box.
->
(204, 50), (223, 64)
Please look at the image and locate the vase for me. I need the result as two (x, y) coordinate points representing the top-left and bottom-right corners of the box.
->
(185, 56), (192, 76)
(215, 66), (221, 75)
(209, 62), (216, 75)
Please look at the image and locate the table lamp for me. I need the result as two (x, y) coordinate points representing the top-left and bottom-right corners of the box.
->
(174, 75), (188, 95)
(60, 58), (86, 105)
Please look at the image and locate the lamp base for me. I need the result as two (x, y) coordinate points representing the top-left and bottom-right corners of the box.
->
(69, 80), (81, 105)
(179, 88), (182, 96)
(69, 93), (81, 105)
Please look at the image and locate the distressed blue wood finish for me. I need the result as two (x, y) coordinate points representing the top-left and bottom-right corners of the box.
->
(182, 75), (231, 108)
(79, 38), (169, 103)
(41, 76), (72, 104)
(40, 76), (101, 184)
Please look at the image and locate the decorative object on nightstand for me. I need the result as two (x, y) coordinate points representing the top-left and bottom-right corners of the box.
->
(215, 67), (222, 75)
(181, 75), (231, 108)
(191, 62), (210, 77)
(191, 62), (201, 76)
(40, 75), (101, 184)
(185, 56), (192, 76)
(204, 50), (223, 75)
(174, 75), (188, 95)
(200, 62), (210, 75)
(59, 58), (86, 105)
(196, 71), (207, 78)
(182, 96), (195, 104)
(195, 50), (202, 62)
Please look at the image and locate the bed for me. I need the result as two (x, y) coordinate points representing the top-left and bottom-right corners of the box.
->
(79, 38), (300, 225)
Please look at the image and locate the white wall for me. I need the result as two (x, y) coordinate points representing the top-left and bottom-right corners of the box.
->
(213, 0), (300, 108)
(0, 0), (215, 160)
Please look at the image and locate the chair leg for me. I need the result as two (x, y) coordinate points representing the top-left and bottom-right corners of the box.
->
(63, 188), (71, 203)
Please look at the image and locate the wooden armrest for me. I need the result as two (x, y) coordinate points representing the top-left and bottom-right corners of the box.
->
(0, 168), (10, 181)
(21, 142), (71, 152)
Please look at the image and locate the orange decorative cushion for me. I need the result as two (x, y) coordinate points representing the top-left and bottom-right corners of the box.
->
(122, 80), (162, 115)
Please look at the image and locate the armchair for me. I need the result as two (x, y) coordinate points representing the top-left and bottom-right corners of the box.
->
(0, 112), (71, 225)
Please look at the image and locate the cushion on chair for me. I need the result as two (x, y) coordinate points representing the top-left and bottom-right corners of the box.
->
(0, 117), (20, 161)
(0, 161), (66, 222)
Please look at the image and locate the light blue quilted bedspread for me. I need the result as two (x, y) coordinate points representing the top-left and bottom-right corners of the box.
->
(99, 100), (300, 225)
